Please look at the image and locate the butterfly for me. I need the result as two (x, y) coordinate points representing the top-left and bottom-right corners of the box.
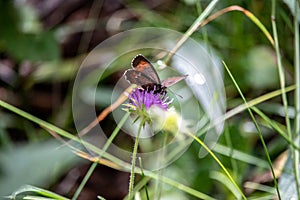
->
(123, 54), (187, 95)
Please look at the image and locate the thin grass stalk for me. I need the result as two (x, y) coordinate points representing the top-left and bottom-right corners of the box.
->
(0, 98), (211, 199)
(124, 177), (151, 200)
(213, 143), (269, 169)
(194, 86), (297, 151)
(77, 0), (103, 53)
(165, 0), (219, 64)
(153, 131), (169, 199)
(9, 185), (70, 200)
(72, 113), (130, 200)
(271, 0), (293, 144)
(294, 0), (300, 191)
(72, 162), (97, 200)
(128, 120), (143, 199)
(186, 131), (247, 200)
(0, 98), (131, 169)
(223, 61), (281, 199)
(0, 100), (213, 199)
(97, 195), (106, 200)
(196, 1), (211, 53)
(124, 176), (151, 200)
(77, 142), (215, 199)
(224, 126), (238, 176)
(224, 85), (296, 121)
(143, 170), (216, 200)
(200, 5), (274, 46)
(271, 0), (300, 197)
(138, 157), (150, 200)
(251, 107), (300, 151)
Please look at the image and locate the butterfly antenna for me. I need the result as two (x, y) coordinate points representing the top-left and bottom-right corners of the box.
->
(167, 89), (183, 99)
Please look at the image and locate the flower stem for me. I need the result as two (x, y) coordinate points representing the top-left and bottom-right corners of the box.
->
(72, 112), (130, 200)
(128, 120), (144, 199)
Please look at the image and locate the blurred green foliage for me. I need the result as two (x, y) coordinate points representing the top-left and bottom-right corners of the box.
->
(0, 1), (59, 61)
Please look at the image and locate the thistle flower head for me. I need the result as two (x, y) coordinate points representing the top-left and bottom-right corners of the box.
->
(128, 87), (171, 111)
(124, 87), (173, 126)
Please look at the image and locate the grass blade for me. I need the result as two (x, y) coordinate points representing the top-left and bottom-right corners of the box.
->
(223, 61), (281, 199)
(271, 0), (300, 197)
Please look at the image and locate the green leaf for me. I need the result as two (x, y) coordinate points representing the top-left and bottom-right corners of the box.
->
(0, 140), (81, 196)
(7, 184), (69, 200)
(4, 32), (60, 61)
(210, 171), (241, 199)
(0, 1), (60, 61)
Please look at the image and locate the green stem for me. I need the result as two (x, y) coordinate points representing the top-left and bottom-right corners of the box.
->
(138, 157), (150, 200)
(224, 125), (238, 177)
(128, 120), (143, 199)
(224, 61), (281, 199)
(77, 0), (103, 53)
(271, 1), (293, 141)
(154, 131), (169, 199)
(294, 0), (300, 143)
(294, 0), (300, 198)
(0, 100), (75, 140)
(72, 162), (97, 200)
(72, 112), (130, 200)
(0, 99), (213, 199)
(272, 0), (299, 198)
(165, 0), (219, 64)
(186, 131), (247, 200)
(195, 85), (296, 149)
(252, 107), (300, 151)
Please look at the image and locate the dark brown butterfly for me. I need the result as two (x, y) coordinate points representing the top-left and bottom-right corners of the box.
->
(124, 54), (187, 95)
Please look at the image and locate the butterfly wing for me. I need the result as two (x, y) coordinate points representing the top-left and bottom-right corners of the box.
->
(124, 69), (157, 86)
(125, 54), (187, 91)
(131, 54), (161, 84)
(161, 75), (188, 88)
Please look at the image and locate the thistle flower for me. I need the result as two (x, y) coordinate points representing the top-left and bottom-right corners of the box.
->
(124, 87), (173, 126)
(128, 87), (171, 111)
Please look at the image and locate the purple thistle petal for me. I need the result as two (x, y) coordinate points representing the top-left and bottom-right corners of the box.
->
(128, 87), (171, 110)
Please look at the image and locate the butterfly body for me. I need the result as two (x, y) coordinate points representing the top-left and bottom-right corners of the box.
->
(142, 83), (166, 95)
(124, 54), (186, 95)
